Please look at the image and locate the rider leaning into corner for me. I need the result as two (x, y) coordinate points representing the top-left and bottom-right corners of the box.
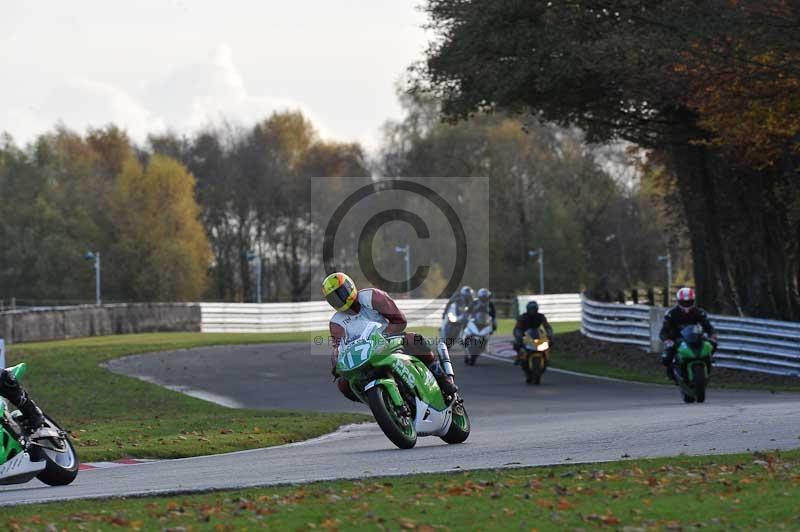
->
(659, 287), (718, 380)
(323, 272), (458, 400)
(0, 368), (48, 440)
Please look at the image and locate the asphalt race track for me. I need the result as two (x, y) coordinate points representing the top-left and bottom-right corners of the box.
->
(2, 340), (799, 506)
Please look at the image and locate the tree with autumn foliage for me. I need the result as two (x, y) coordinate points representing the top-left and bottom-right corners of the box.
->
(110, 155), (211, 301)
(0, 128), (211, 303)
(416, 0), (800, 319)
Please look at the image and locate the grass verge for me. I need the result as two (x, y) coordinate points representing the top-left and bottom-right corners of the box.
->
(8, 449), (800, 530)
(7, 332), (369, 462)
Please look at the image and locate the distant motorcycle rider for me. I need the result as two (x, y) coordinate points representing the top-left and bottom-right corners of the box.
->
(324, 272), (458, 400)
(659, 287), (718, 380)
(513, 300), (554, 358)
(471, 288), (497, 333)
(0, 369), (47, 439)
(442, 286), (475, 320)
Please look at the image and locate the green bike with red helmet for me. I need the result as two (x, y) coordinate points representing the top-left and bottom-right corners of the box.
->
(672, 325), (714, 403)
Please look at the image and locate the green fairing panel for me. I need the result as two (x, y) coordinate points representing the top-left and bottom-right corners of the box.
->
(6, 363), (27, 380)
(1, 363), (27, 464)
(370, 353), (446, 411)
(370, 378), (404, 406)
(339, 332), (447, 411)
(677, 342), (712, 361)
(0, 425), (24, 465)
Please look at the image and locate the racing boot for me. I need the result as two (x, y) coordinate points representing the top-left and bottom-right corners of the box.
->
(429, 342), (458, 397)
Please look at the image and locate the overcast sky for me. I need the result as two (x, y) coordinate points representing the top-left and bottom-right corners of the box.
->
(1, 1), (430, 151)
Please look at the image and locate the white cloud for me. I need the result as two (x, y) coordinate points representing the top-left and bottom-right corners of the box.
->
(142, 44), (327, 137)
(1, 79), (164, 145)
(2, 45), (327, 145)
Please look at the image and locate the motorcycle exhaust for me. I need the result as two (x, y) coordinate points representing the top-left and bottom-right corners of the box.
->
(437, 341), (455, 377)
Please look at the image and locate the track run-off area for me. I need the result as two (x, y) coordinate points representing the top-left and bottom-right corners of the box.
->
(2, 338), (798, 506)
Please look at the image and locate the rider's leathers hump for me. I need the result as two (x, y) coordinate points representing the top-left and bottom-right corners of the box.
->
(330, 289), (390, 341)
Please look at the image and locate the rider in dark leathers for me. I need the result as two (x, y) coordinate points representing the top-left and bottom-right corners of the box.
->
(659, 287), (718, 380)
(513, 301), (554, 356)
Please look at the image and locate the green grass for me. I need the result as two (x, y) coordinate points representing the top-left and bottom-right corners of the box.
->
(8, 449), (800, 530)
(7, 332), (369, 462)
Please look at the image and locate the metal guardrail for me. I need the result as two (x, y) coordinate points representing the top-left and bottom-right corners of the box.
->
(199, 299), (449, 333)
(201, 293), (583, 334)
(514, 293), (581, 322)
(580, 295), (800, 377)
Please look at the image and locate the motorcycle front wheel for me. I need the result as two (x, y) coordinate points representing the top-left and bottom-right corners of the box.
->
(524, 354), (543, 385)
(366, 386), (417, 449)
(691, 364), (707, 403)
(30, 415), (79, 486)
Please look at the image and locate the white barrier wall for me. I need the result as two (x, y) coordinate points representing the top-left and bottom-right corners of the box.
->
(200, 294), (583, 334)
(199, 299), (449, 333)
(580, 295), (800, 377)
(514, 294), (582, 322)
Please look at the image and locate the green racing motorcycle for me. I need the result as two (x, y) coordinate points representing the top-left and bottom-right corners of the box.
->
(671, 325), (715, 404)
(336, 323), (470, 449)
(0, 363), (79, 486)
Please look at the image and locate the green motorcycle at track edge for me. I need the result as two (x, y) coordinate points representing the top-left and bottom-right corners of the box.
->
(672, 325), (714, 404)
(337, 324), (470, 449)
(0, 363), (79, 486)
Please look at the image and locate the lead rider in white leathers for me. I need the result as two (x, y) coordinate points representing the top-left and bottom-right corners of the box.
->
(323, 272), (457, 401)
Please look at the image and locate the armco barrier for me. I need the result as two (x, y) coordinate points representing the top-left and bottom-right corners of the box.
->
(201, 294), (583, 334)
(0, 294), (585, 343)
(199, 299), (449, 333)
(0, 304), (201, 344)
(580, 295), (800, 377)
(514, 293), (582, 322)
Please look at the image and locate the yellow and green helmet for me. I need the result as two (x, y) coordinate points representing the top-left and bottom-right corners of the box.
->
(322, 272), (357, 311)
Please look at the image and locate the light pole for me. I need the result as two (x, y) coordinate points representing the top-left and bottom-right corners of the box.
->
(84, 251), (101, 305)
(246, 251), (262, 303)
(657, 251), (672, 306)
(395, 245), (411, 296)
(528, 248), (544, 294)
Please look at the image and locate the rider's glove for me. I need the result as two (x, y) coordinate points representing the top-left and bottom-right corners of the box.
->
(663, 339), (674, 349)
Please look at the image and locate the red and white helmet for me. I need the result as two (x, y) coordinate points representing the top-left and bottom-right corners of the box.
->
(676, 287), (695, 311)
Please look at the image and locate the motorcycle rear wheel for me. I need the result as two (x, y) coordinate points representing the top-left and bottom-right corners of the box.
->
(366, 386), (417, 449)
(29, 415), (79, 486)
(441, 397), (470, 444)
